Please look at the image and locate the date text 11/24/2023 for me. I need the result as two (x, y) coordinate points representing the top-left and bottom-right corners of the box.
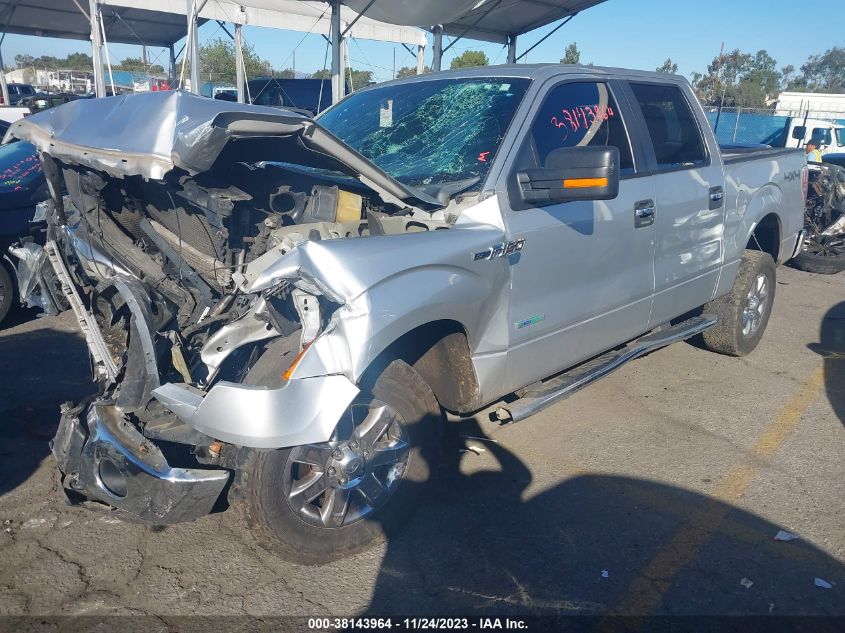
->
(307, 617), (529, 630)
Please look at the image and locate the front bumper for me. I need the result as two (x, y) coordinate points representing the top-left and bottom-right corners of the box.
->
(52, 403), (230, 524)
(153, 375), (360, 449)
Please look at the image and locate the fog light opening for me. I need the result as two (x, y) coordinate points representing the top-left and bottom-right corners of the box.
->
(98, 458), (128, 498)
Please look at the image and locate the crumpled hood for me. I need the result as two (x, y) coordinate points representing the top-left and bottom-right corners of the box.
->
(4, 90), (439, 208)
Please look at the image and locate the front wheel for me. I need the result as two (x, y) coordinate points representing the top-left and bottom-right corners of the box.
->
(0, 263), (14, 325)
(233, 359), (442, 564)
(700, 249), (776, 357)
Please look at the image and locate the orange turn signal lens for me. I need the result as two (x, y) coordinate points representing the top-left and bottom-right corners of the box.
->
(282, 343), (312, 381)
(562, 177), (608, 189)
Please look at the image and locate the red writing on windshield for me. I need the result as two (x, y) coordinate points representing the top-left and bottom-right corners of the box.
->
(550, 104), (615, 141)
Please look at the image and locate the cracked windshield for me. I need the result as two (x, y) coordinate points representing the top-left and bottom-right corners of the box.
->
(317, 78), (530, 186)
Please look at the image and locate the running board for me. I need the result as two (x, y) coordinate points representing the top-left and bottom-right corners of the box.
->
(494, 315), (718, 424)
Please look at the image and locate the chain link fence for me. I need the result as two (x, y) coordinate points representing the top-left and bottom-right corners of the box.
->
(704, 105), (845, 147)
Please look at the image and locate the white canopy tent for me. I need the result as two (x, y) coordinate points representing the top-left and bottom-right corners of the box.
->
(108, 1), (429, 104)
(0, 0), (609, 109)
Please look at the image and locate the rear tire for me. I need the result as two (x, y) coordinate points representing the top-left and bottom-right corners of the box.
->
(233, 359), (442, 564)
(701, 250), (776, 357)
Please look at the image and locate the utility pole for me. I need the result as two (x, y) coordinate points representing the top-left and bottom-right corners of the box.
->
(711, 41), (724, 100)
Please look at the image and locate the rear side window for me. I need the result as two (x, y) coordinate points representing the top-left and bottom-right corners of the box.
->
(531, 82), (635, 175)
(629, 83), (707, 170)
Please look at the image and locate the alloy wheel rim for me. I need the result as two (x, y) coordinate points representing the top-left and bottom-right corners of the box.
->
(741, 272), (769, 338)
(283, 399), (409, 528)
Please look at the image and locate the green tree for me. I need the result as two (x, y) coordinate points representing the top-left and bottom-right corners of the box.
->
(657, 58), (678, 74)
(114, 57), (165, 74)
(450, 50), (488, 69)
(199, 37), (271, 85)
(560, 43), (580, 65)
(693, 48), (783, 107)
(312, 68), (372, 88)
(794, 47), (845, 92)
(396, 65), (429, 78)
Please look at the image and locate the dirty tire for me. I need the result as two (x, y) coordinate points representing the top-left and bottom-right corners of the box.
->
(701, 249), (776, 357)
(0, 263), (14, 325)
(233, 359), (442, 564)
(790, 251), (845, 275)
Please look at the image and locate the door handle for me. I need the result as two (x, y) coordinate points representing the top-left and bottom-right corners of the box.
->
(634, 199), (655, 228)
(709, 186), (724, 210)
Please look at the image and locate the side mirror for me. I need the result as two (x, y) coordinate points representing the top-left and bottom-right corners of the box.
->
(791, 126), (806, 140)
(516, 146), (620, 206)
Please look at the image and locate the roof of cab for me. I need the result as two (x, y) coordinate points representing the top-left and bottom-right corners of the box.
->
(356, 63), (690, 91)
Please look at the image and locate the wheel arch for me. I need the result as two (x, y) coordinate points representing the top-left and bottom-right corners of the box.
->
(361, 319), (482, 414)
(746, 211), (782, 262)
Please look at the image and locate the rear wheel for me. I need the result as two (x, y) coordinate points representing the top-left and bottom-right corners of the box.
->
(701, 249), (776, 357)
(233, 359), (442, 564)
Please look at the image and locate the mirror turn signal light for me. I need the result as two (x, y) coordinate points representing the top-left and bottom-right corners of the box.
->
(562, 177), (608, 189)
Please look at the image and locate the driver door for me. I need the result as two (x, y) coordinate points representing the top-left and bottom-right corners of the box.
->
(502, 79), (657, 390)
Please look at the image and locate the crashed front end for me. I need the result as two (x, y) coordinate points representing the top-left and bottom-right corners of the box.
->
(6, 91), (448, 523)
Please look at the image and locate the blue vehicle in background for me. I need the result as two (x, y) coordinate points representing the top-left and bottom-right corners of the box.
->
(0, 119), (48, 323)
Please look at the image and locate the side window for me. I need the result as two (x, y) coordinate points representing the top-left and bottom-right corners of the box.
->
(629, 83), (707, 170)
(530, 82), (635, 175)
(811, 127), (831, 146)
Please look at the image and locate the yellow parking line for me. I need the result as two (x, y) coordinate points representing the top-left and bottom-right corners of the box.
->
(605, 366), (825, 619)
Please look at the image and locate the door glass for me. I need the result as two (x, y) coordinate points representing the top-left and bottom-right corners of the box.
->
(811, 127), (832, 145)
(531, 82), (635, 175)
(630, 83), (707, 170)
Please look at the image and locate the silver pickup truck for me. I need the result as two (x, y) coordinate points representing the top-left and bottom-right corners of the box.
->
(8, 65), (806, 563)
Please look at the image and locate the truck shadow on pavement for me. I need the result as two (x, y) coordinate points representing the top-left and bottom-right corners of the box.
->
(0, 318), (93, 497)
(365, 417), (844, 617)
(813, 300), (845, 426)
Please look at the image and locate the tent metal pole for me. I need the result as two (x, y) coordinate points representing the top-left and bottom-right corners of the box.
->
(235, 22), (245, 103)
(330, 0), (342, 103)
(188, 0), (200, 94)
(88, 0), (105, 97)
(432, 25), (442, 72)
(507, 34), (517, 63)
(0, 47), (9, 107)
(416, 44), (425, 74)
(169, 44), (176, 88)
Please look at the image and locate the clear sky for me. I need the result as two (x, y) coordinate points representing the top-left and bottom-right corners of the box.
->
(1, 0), (842, 84)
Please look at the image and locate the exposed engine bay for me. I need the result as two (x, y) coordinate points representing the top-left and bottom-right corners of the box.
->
(3, 90), (500, 522)
(51, 155), (454, 416)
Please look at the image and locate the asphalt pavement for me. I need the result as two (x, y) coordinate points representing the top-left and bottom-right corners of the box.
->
(0, 265), (842, 621)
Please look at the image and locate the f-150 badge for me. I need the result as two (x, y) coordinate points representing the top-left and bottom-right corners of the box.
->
(473, 238), (525, 261)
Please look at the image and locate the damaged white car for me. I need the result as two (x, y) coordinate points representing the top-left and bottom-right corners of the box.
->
(7, 66), (805, 563)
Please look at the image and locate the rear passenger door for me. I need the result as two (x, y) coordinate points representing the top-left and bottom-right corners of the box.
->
(624, 82), (726, 326)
